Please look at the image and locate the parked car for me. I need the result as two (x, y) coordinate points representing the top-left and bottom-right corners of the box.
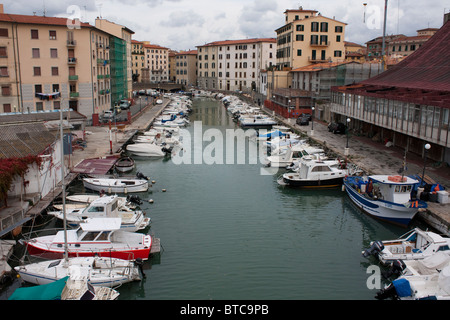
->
(156, 99), (163, 104)
(296, 115), (310, 126)
(101, 110), (115, 122)
(328, 122), (346, 134)
(300, 113), (312, 121)
(119, 99), (131, 110)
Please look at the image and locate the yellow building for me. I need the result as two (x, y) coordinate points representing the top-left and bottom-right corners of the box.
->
(131, 40), (145, 82)
(142, 43), (169, 83)
(175, 50), (198, 87)
(0, 9), (112, 118)
(275, 7), (347, 70)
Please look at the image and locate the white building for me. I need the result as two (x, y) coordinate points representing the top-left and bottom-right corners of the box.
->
(197, 38), (276, 92)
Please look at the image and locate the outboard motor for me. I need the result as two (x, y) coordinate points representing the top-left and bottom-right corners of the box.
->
(375, 283), (398, 300)
(136, 171), (149, 180)
(134, 258), (146, 279)
(127, 195), (143, 206)
(162, 146), (173, 155)
(382, 259), (406, 279)
(362, 240), (385, 258)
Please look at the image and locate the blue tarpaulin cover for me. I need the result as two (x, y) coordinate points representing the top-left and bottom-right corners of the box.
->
(393, 278), (412, 297)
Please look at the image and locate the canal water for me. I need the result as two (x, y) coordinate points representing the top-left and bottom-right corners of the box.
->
(2, 97), (424, 301)
(114, 97), (410, 300)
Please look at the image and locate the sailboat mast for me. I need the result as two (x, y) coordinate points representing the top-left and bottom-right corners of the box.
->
(60, 108), (68, 263)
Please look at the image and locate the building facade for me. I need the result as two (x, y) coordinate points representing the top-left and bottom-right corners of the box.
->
(275, 7), (347, 71)
(197, 38), (276, 93)
(131, 39), (145, 82)
(0, 10), (113, 119)
(175, 50), (197, 87)
(142, 43), (169, 83)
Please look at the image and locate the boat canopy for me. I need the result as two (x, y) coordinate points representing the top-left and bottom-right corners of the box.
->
(9, 276), (68, 300)
(80, 218), (122, 232)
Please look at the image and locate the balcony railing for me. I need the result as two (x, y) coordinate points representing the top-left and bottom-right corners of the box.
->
(68, 57), (77, 64)
(66, 40), (77, 46)
(97, 59), (109, 65)
(68, 75), (78, 81)
(308, 56), (332, 62)
(69, 92), (79, 98)
(310, 41), (330, 47)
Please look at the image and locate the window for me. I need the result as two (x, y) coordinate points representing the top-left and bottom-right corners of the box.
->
(296, 34), (304, 41)
(53, 101), (60, 109)
(31, 29), (39, 39)
(336, 35), (341, 42)
(0, 47), (7, 57)
(36, 102), (43, 111)
(297, 49), (302, 56)
(50, 48), (58, 58)
(0, 67), (8, 77)
(334, 50), (342, 57)
(1, 85), (10, 96)
(33, 66), (41, 76)
(32, 48), (40, 58)
(310, 35), (318, 44)
(49, 30), (56, 40)
(296, 24), (304, 31)
(311, 22), (319, 32)
(0, 28), (8, 37)
(51, 67), (58, 76)
(3, 104), (11, 112)
(335, 26), (343, 33)
(52, 84), (59, 92)
(320, 22), (328, 32)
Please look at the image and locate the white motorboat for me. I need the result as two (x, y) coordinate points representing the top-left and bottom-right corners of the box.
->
(23, 218), (153, 261)
(14, 255), (143, 287)
(343, 175), (428, 227)
(278, 158), (349, 188)
(126, 142), (171, 157)
(83, 176), (148, 193)
(362, 227), (450, 264)
(239, 114), (277, 128)
(48, 195), (150, 232)
(266, 144), (326, 168)
(375, 264), (450, 300)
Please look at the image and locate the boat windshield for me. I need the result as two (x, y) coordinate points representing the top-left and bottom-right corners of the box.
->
(88, 206), (104, 212)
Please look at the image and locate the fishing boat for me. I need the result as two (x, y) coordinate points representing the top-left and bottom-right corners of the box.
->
(343, 175), (427, 226)
(9, 275), (120, 300)
(23, 218), (153, 261)
(14, 255), (143, 287)
(278, 158), (348, 188)
(82, 176), (148, 193)
(114, 156), (135, 173)
(48, 195), (150, 232)
(362, 228), (450, 264)
(126, 142), (171, 157)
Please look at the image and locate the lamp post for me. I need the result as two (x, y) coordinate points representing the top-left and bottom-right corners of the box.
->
(311, 106), (315, 136)
(421, 143), (431, 187)
(345, 118), (351, 156)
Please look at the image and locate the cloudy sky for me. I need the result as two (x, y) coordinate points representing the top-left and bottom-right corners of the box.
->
(2, 0), (448, 51)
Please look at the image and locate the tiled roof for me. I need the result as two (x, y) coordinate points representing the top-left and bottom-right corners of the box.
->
(0, 13), (92, 27)
(143, 43), (168, 50)
(199, 38), (276, 47)
(291, 61), (354, 72)
(361, 20), (450, 93)
(177, 50), (198, 55)
(0, 123), (56, 159)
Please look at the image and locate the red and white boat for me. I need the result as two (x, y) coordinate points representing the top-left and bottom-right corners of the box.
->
(23, 218), (152, 261)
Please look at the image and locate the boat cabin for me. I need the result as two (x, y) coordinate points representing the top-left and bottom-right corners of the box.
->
(79, 196), (120, 219)
(74, 218), (121, 243)
(370, 175), (419, 203)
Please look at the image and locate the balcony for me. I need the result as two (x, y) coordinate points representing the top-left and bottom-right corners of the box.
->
(310, 41), (330, 47)
(308, 56), (332, 63)
(97, 59), (109, 65)
(68, 75), (78, 81)
(66, 40), (77, 47)
(68, 57), (77, 64)
(69, 92), (79, 98)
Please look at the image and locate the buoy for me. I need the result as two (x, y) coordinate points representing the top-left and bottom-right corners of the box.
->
(341, 185), (345, 192)
(124, 187), (127, 194)
(152, 180), (156, 184)
(162, 189), (166, 192)
(149, 199), (154, 203)
(108, 187), (112, 194)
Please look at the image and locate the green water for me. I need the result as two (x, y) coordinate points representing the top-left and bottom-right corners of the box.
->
(113, 98), (409, 300)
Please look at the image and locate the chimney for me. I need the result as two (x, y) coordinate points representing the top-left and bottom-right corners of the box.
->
(0, 4), (4, 14)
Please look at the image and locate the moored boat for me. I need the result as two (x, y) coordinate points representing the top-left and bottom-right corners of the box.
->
(362, 227), (450, 264)
(114, 156), (135, 173)
(82, 176), (149, 193)
(23, 218), (153, 261)
(343, 175), (427, 226)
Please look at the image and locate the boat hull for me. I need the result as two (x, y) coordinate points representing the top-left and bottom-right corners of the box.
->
(343, 179), (418, 226)
(82, 178), (148, 193)
(283, 176), (344, 188)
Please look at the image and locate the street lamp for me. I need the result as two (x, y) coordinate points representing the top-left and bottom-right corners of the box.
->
(421, 143), (431, 187)
(345, 118), (351, 156)
(311, 107), (315, 131)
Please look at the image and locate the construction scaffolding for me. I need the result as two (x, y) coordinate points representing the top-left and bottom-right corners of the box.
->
(109, 36), (127, 105)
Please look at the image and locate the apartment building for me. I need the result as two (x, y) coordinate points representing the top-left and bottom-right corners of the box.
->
(175, 50), (197, 87)
(388, 28), (438, 58)
(0, 10), (112, 119)
(95, 19), (134, 103)
(142, 43), (169, 83)
(275, 7), (347, 70)
(131, 39), (145, 82)
(197, 38), (276, 92)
